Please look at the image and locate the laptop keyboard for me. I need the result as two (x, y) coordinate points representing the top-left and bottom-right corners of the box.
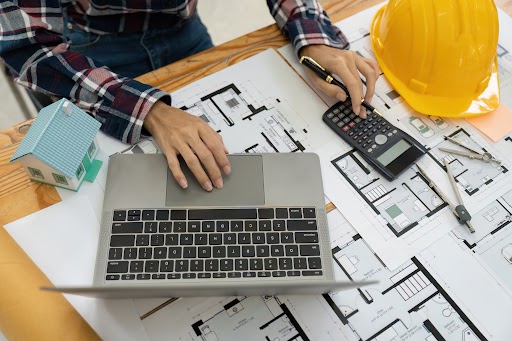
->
(105, 208), (323, 281)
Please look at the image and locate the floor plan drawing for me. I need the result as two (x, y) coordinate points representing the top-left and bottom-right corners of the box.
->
(325, 235), (486, 341)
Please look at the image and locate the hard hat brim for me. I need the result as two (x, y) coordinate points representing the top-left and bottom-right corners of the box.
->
(370, 5), (500, 118)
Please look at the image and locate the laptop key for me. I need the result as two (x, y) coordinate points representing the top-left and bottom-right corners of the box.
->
(121, 274), (135, 280)
(202, 221), (215, 232)
(168, 247), (182, 258)
(188, 221), (200, 232)
(156, 210), (169, 220)
(109, 248), (122, 260)
(238, 233), (251, 244)
(245, 221), (257, 231)
(195, 234), (207, 245)
(159, 222), (172, 233)
(142, 210), (155, 220)
(151, 234), (164, 246)
(175, 260), (189, 272)
(227, 246), (240, 257)
(173, 222), (187, 233)
(285, 245), (299, 256)
(205, 259), (219, 271)
(273, 220), (285, 231)
(113, 211), (126, 221)
(144, 221), (158, 233)
(231, 221), (244, 232)
(308, 257), (322, 269)
(224, 233), (236, 244)
(127, 215), (140, 221)
(112, 222), (142, 234)
(287, 220), (317, 231)
(256, 245), (269, 257)
(258, 208), (274, 219)
(243, 272), (256, 278)
(250, 259), (263, 270)
(167, 274), (181, 279)
(213, 273), (226, 278)
(128, 210), (141, 216)
(287, 271), (301, 277)
(252, 233), (265, 244)
(107, 261), (128, 273)
(302, 270), (323, 276)
(145, 261), (159, 272)
(139, 248), (152, 259)
(264, 258), (278, 270)
(242, 246), (255, 257)
(160, 260), (173, 272)
(271, 245), (284, 257)
(235, 259), (248, 271)
(106, 275), (120, 280)
(281, 232), (294, 244)
(228, 272), (241, 278)
(130, 261), (143, 273)
(183, 247), (197, 258)
(123, 248), (137, 259)
(220, 259), (233, 271)
(295, 232), (318, 243)
(171, 210), (187, 220)
(110, 235), (135, 247)
(303, 208), (316, 218)
(213, 246), (226, 258)
(209, 234), (222, 245)
(279, 258), (292, 270)
(191, 260), (204, 271)
(154, 247), (167, 259)
(165, 234), (178, 245)
(152, 274), (166, 280)
(289, 208), (302, 218)
(266, 233), (279, 244)
(183, 273), (196, 279)
(199, 273), (211, 279)
(198, 246), (212, 258)
(180, 234), (193, 245)
(136, 235), (149, 246)
(272, 271), (286, 277)
(300, 244), (321, 256)
(258, 272), (271, 277)
(137, 274), (150, 280)
(216, 221), (229, 232)
(189, 209), (257, 220)
(276, 208), (288, 219)
(259, 220), (271, 231)
(293, 258), (307, 269)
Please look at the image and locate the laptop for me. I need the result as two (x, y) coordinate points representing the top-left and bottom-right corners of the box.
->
(43, 153), (374, 298)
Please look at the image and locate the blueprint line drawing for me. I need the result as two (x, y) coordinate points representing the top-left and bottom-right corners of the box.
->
(324, 235), (486, 341)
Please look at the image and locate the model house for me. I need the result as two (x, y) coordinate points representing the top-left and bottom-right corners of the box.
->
(10, 99), (102, 191)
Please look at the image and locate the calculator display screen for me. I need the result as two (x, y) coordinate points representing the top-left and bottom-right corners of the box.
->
(377, 139), (411, 166)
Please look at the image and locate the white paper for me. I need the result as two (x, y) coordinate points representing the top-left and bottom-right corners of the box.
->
(4, 196), (148, 341)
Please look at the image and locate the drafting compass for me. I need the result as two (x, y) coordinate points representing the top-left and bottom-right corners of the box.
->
(416, 163), (475, 233)
(439, 136), (501, 164)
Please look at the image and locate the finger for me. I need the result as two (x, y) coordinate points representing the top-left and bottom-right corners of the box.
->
(335, 62), (365, 117)
(305, 69), (347, 102)
(202, 129), (231, 175)
(165, 149), (188, 189)
(216, 133), (229, 155)
(190, 139), (224, 189)
(365, 58), (381, 77)
(179, 144), (213, 191)
(356, 58), (378, 103)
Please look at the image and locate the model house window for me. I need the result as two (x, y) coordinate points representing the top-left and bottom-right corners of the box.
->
(28, 167), (44, 179)
(76, 163), (85, 180)
(53, 173), (68, 185)
(88, 141), (96, 159)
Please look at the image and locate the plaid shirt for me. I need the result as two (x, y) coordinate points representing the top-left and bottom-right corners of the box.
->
(0, 0), (348, 144)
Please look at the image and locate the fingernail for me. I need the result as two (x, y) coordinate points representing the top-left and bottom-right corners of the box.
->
(354, 105), (360, 114)
(223, 165), (231, 174)
(179, 179), (188, 189)
(214, 178), (223, 189)
(336, 93), (345, 102)
(203, 181), (213, 191)
(360, 107), (367, 118)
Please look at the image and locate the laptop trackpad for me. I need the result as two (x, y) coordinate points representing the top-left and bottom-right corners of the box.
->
(166, 155), (265, 207)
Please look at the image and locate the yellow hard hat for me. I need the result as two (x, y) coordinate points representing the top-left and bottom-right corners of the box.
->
(370, 0), (500, 117)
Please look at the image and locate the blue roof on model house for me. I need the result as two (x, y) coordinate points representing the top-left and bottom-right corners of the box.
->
(10, 99), (101, 178)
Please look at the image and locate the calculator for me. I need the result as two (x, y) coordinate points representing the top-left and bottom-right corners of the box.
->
(323, 99), (426, 180)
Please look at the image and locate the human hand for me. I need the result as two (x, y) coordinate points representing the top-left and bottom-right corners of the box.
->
(144, 101), (231, 191)
(300, 45), (380, 118)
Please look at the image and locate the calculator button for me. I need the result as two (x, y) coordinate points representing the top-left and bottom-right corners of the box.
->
(367, 139), (373, 144)
(342, 126), (350, 132)
(372, 128), (378, 133)
(377, 118), (382, 123)
(327, 113), (334, 118)
(375, 134), (388, 145)
(337, 122), (344, 127)
(393, 130), (398, 134)
(354, 118), (362, 123)
(362, 143), (367, 148)
(332, 117), (339, 123)
(344, 108), (351, 114)
(349, 113), (356, 119)
(333, 108), (340, 114)
(388, 133), (393, 137)
(381, 129), (387, 133)
(368, 118), (374, 122)
(362, 135), (368, 140)
(357, 139), (363, 144)
(348, 122), (355, 128)
(377, 125), (382, 129)
(363, 121), (369, 126)
(343, 117), (350, 123)
(352, 135), (358, 140)
(363, 129), (368, 133)
(386, 125), (391, 130)
(372, 144), (377, 149)
(368, 148), (373, 153)
(348, 131), (354, 136)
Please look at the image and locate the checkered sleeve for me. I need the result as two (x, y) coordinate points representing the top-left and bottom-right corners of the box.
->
(267, 0), (349, 56)
(0, 1), (171, 144)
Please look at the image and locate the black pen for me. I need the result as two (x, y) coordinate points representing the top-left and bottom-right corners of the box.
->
(299, 56), (382, 117)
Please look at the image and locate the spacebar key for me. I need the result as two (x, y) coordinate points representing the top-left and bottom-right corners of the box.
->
(287, 220), (317, 231)
(188, 209), (257, 220)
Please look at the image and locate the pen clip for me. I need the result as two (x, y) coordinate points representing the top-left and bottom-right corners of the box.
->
(299, 56), (326, 71)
